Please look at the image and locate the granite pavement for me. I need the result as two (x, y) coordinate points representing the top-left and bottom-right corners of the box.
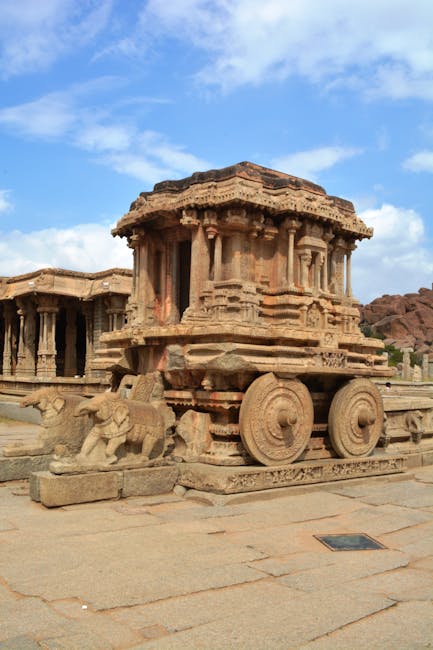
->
(0, 463), (432, 649)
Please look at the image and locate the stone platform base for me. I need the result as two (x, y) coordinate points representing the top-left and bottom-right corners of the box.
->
(30, 465), (179, 507)
(0, 454), (52, 482)
(178, 454), (406, 494)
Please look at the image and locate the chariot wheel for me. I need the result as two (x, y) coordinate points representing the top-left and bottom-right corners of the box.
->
(328, 378), (384, 458)
(239, 373), (314, 466)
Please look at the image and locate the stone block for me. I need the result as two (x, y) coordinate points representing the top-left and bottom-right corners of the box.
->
(404, 452), (422, 468)
(36, 471), (122, 508)
(29, 470), (49, 502)
(122, 465), (178, 497)
(422, 450), (433, 465)
(178, 456), (406, 494)
(0, 454), (52, 482)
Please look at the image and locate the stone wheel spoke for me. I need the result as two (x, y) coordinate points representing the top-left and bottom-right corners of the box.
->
(328, 378), (384, 458)
(239, 373), (313, 466)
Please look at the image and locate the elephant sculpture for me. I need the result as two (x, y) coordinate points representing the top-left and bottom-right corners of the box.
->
(75, 392), (175, 465)
(2, 387), (91, 458)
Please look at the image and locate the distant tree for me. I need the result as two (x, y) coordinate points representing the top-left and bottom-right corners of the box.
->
(383, 344), (402, 366)
(379, 344), (421, 367)
(360, 323), (385, 340)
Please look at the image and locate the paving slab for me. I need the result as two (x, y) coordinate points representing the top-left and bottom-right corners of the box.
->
(276, 550), (409, 592)
(0, 467), (432, 648)
(111, 580), (297, 633)
(350, 567), (433, 601)
(327, 478), (433, 508)
(334, 503), (431, 536)
(414, 467), (433, 484)
(298, 600), (433, 650)
(140, 587), (394, 649)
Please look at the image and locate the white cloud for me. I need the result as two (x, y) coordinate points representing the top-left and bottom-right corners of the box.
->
(0, 93), (77, 138)
(0, 222), (132, 276)
(353, 204), (433, 302)
(74, 124), (133, 152)
(273, 146), (361, 181)
(0, 0), (112, 78)
(103, 131), (210, 184)
(137, 0), (433, 99)
(0, 189), (13, 213)
(0, 85), (209, 185)
(403, 150), (433, 173)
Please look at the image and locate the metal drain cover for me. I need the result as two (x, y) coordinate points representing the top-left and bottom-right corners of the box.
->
(314, 533), (386, 551)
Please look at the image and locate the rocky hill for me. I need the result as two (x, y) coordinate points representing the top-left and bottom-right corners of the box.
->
(360, 286), (433, 357)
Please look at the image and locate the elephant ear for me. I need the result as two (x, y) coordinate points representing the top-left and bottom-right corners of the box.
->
(52, 396), (65, 413)
(113, 403), (129, 427)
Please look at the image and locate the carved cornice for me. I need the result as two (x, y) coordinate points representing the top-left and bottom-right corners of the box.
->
(113, 162), (372, 240)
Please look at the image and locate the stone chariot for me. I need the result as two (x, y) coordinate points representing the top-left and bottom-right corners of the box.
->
(101, 162), (393, 471)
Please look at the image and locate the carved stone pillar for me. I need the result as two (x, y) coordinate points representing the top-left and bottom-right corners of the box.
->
(402, 348), (412, 381)
(322, 231), (333, 292)
(104, 296), (126, 332)
(127, 229), (147, 325)
(299, 251), (312, 290)
(345, 243), (356, 298)
(36, 295), (58, 378)
(166, 241), (179, 324)
(64, 305), (77, 377)
(82, 301), (94, 377)
(16, 298), (37, 377)
(187, 220), (208, 312)
(2, 301), (14, 376)
(231, 231), (242, 279)
(16, 303), (25, 374)
(422, 354), (429, 380)
(179, 209), (203, 314)
(125, 237), (138, 325)
(214, 233), (222, 282)
(313, 253), (323, 293)
(285, 219), (300, 289)
(329, 238), (345, 296)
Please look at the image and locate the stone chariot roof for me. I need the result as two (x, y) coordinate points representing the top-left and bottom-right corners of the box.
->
(113, 161), (372, 240)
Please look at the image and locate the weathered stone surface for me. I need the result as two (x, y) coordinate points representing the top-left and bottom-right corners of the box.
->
(423, 450), (433, 465)
(178, 456), (405, 494)
(0, 454), (52, 482)
(0, 467), (431, 648)
(141, 587), (393, 649)
(299, 600), (433, 650)
(111, 581), (297, 634)
(74, 392), (175, 467)
(35, 471), (122, 507)
(0, 637), (41, 650)
(0, 267), (131, 383)
(122, 466), (178, 497)
(104, 161), (400, 471)
(360, 286), (433, 356)
(353, 566), (433, 601)
(277, 550), (408, 592)
(1, 388), (91, 459)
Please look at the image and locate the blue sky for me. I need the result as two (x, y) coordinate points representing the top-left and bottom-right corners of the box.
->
(0, 0), (432, 303)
